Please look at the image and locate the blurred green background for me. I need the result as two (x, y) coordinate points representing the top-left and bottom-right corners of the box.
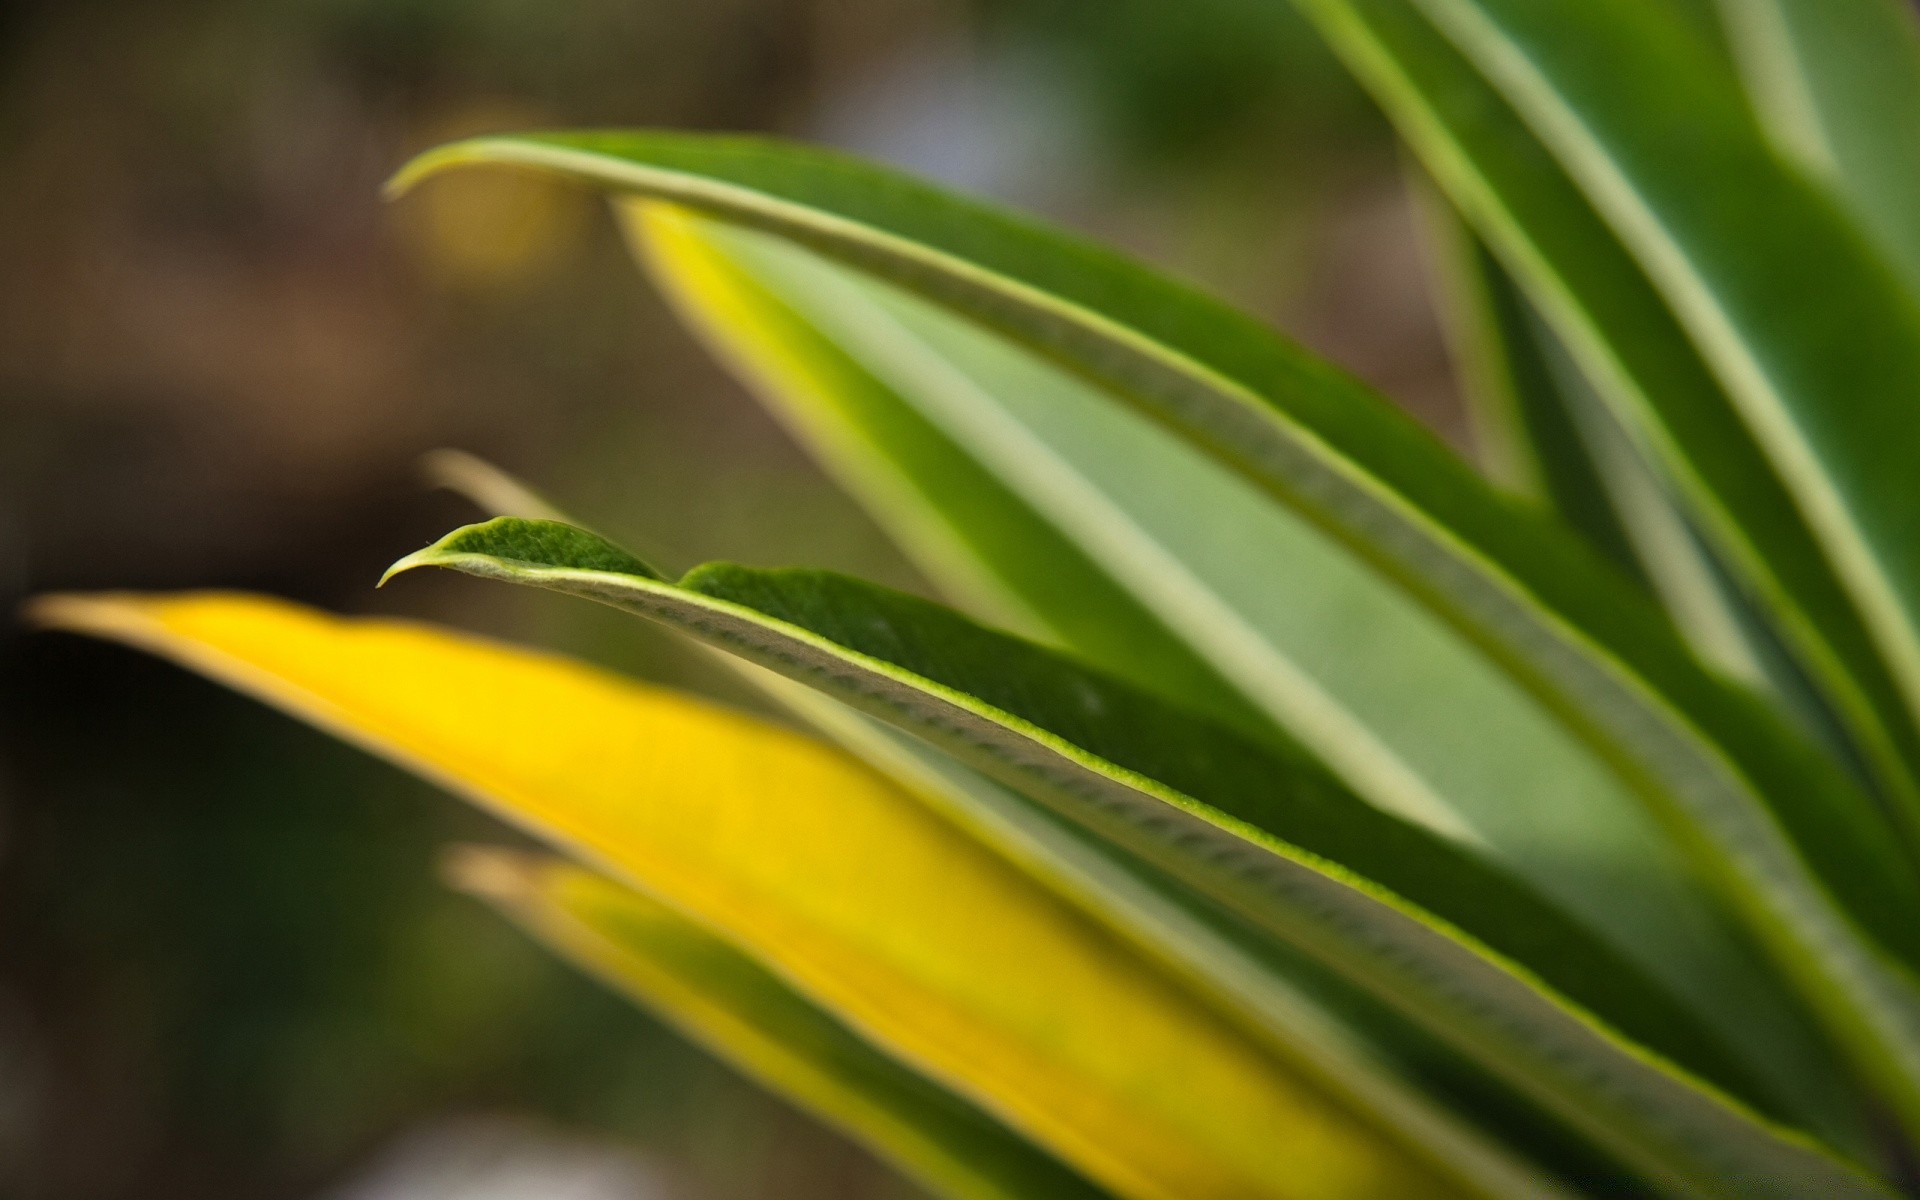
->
(0, 1), (1464, 1195)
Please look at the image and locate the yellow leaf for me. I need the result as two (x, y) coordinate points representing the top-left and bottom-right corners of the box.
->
(446, 847), (1104, 1200)
(32, 591), (1464, 1200)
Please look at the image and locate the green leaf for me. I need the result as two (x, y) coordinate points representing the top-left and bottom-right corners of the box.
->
(628, 204), (1273, 740)
(387, 133), (1920, 1137)
(633, 205), (1871, 1141)
(751, 670), (1570, 1197)
(1422, 188), (1639, 571)
(1388, 0), (1920, 853)
(447, 847), (1110, 1200)
(1282, 0), (1920, 1137)
(1344, 2), (1920, 840)
(426, 456), (1567, 1196)
(1421, 199), (1775, 691)
(384, 515), (1892, 1196)
(32, 590), (1462, 1200)
(1715, 0), (1920, 295)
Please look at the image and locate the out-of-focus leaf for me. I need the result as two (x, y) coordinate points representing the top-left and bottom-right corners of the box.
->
(381, 516), (1891, 1196)
(1423, 193), (1641, 574)
(1422, 202), (1772, 688)
(1716, 0), (1920, 294)
(1395, 0), (1920, 856)
(631, 206), (1866, 1139)
(1338, 0), (1920, 846)
(1285, 0), (1920, 1138)
(28, 591), (1466, 1200)
(446, 847), (1109, 1200)
(421, 449), (572, 523)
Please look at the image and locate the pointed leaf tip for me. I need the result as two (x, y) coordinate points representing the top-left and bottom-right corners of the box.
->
(383, 517), (664, 589)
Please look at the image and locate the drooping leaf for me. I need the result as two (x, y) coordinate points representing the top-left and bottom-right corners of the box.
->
(29, 590), (1466, 1200)
(630, 204), (1872, 1139)
(387, 134), (1920, 1135)
(446, 847), (1110, 1200)
(381, 515), (1892, 1196)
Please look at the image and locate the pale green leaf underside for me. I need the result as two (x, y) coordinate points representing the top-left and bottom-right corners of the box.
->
(450, 847), (1110, 1200)
(639, 205), (1853, 1133)
(626, 203), (1277, 741)
(386, 517), (1888, 1197)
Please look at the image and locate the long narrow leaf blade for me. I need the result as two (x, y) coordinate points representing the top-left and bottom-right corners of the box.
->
(28, 591), (1464, 1200)
(635, 203), (1473, 838)
(384, 516), (1890, 1197)
(447, 847), (1109, 1200)
(1312, 0), (1920, 846)
(748, 667), (1581, 1196)
(387, 134), (1920, 1132)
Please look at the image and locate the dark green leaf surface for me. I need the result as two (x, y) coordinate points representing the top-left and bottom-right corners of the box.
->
(383, 517), (1892, 1197)
(1425, 200), (1641, 578)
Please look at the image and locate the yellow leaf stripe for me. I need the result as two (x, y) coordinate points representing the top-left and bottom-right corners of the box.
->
(32, 591), (1462, 1200)
(444, 847), (1103, 1200)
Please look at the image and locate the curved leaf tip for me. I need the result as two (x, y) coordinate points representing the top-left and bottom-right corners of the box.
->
(384, 517), (665, 587)
(384, 136), (509, 200)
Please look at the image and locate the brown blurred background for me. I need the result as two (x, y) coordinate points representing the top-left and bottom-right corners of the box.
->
(0, 1), (1463, 1196)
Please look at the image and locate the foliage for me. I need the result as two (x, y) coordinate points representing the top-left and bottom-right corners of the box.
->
(32, 0), (1920, 1195)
